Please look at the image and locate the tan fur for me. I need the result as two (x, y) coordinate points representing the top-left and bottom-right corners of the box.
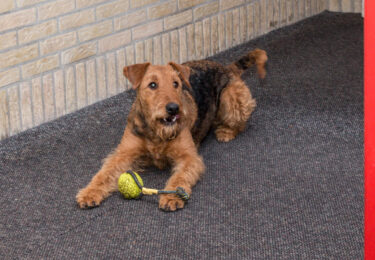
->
(76, 49), (267, 211)
(215, 79), (257, 142)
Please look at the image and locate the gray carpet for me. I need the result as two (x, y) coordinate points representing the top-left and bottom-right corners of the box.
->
(0, 12), (363, 259)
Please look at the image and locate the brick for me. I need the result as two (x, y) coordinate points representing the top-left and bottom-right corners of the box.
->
(114, 9), (147, 31)
(116, 49), (127, 92)
(18, 20), (57, 45)
(203, 18), (211, 57)
(0, 89), (10, 139)
(97, 0), (130, 20)
(178, 0), (207, 10)
(162, 33), (171, 64)
(132, 20), (163, 40)
(40, 32), (77, 56)
(78, 20), (112, 42)
(59, 9), (95, 31)
(106, 53), (117, 97)
(310, 0), (317, 14)
(186, 24), (195, 59)
(130, 0), (159, 9)
(260, 0), (267, 33)
(42, 74), (55, 121)
(149, 0), (177, 19)
(171, 30), (179, 62)
(8, 85), (21, 135)
(0, 8), (36, 33)
(210, 16), (219, 55)
(65, 66), (76, 113)
(268, 0), (274, 29)
(0, 68), (20, 88)
(165, 10), (192, 30)
(287, 0), (294, 23)
(20, 82), (33, 130)
(252, 3), (258, 36)
(239, 7), (247, 42)
(0, 0), (15, 14)
(317, 0), (325, 12)
(218, 13), (225, 51)
(135, 41), (144, 63)
(194, 21), (203, 59)
(319, 0), (326, 13)
(153, 36), (162, 65)
(54, 70), (65, 117)
(179, 27), (188, 62)
(354, 0), (362, 13)
(98, 30), (131, 53)
(31, 77), (43, 125)
(62, 42), (97, 64)
(144, 39), (153, 63)
(268, 0), (279, 29)
(299, 0), (305, 18)
(125, 45), (135, 87)
(76, 0), (107, 9)
(96, 56), (107, 100)
(38, 0), (75, 20)
(86, 59), (97, 105)
(17, 0), (48, 7)
(280, 0), (287, 25)
(221, 0), (245, 10)
(274, 0), (280, 28)
(0, 44), (38, 70)
(293, 0), (299, 20)
(194, 2), (219, 20)
(305, 0), (311, 16)
(22, 54), (59, 78)
(225, 11), (232, 49)
(342, 0), (352, 12)
(0, 32), (17, 51)
(232, 9), (240, 46)
(75, 63), (87, 109)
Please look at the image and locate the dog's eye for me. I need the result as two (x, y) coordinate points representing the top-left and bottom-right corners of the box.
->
(148, 82), (157, 89)
(173, 81), (179, 88)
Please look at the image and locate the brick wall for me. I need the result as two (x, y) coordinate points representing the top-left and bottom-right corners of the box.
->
(0, 0), (362, 140)
(327, 0), (362, 12)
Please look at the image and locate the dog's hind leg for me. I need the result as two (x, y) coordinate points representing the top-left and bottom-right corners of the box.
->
(76, 128), (144, 208)
(215, 79), (256, 142)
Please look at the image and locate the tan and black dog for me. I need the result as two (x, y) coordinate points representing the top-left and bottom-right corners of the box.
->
(76, 48), (267, 211)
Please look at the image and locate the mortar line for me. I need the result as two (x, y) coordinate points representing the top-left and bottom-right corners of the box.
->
(16, 84), (23, 131)
(5, 88), (11, 136)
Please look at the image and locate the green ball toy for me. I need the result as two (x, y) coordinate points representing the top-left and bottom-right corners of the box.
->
(118, 171), (143, 199)
(118, 170), (190, 201)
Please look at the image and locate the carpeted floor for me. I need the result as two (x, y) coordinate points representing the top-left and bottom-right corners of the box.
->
(0, 12), (363, 259)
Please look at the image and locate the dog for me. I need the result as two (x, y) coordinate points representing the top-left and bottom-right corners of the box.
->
(76, 48), (267, 211)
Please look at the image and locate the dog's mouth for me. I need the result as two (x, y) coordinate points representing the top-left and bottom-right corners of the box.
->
(160, 114), (180, 126)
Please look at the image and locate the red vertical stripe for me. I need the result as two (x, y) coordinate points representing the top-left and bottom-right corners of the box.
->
(365, 0), (375, 259)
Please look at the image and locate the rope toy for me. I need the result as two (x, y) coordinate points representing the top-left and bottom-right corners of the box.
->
(118, 170), (190, 201)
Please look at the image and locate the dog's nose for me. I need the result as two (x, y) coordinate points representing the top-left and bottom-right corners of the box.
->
(166, 103), (179, 115)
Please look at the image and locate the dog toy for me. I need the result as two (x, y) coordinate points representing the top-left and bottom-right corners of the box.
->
(118, 171), (190, 201)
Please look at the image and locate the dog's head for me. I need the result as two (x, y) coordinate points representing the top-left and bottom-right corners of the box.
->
(123, 62), (191, 140)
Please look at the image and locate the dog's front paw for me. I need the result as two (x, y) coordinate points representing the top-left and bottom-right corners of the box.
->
(76, 187), (104, 209)
(215, 127), (236, 142)
(159, 194), (185, 212)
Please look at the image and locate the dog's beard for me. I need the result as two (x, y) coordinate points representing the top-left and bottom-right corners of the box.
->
(151, 111), (184, 141)
(155, 123), (179, 140)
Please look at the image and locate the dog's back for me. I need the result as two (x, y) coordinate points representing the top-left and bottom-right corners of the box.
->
(182, 60), (231, 143)
(183, 49), (267, 144)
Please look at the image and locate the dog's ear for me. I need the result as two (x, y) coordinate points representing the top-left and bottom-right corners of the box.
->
(168, 62), (191, 86)
(123, 63), (150, 89)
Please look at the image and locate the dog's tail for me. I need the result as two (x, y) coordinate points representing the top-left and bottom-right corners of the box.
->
(228, 48), (268, 78)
